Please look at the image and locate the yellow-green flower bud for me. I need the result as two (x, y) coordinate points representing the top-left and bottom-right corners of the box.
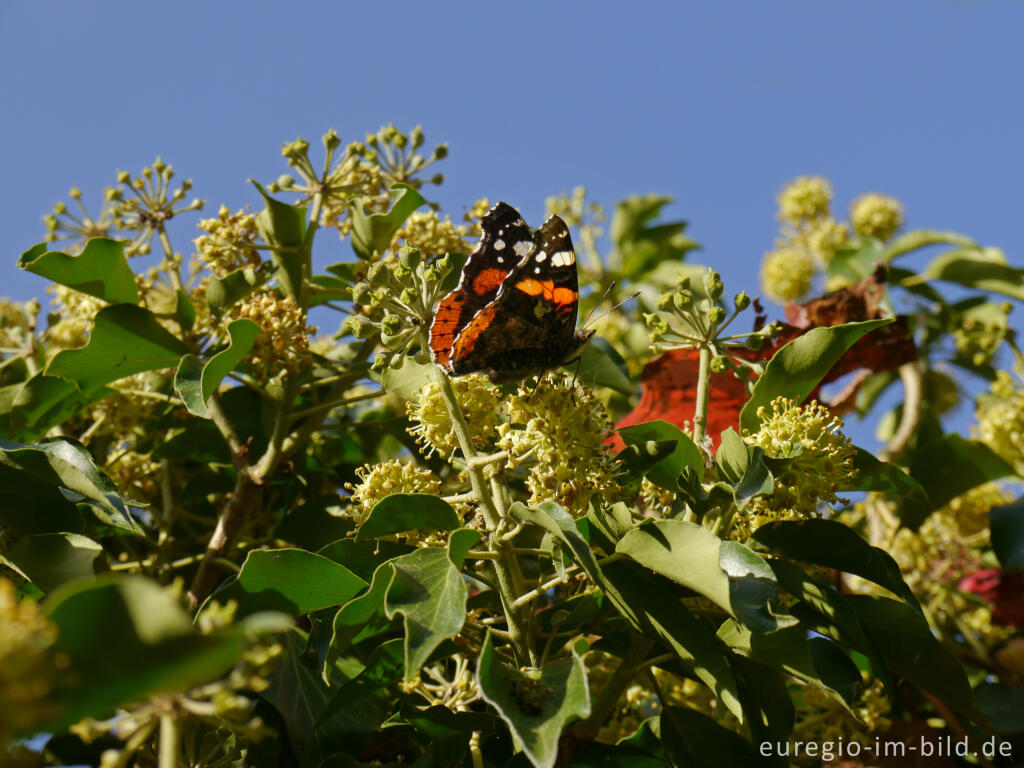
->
(734, 291), (751, 311)
(433, 144), (449, 160)
(703, 270), (723, 300)
(410, 126), (425, 149)
(276, 174), (295, 189)
(398, 246), (422, 270)
(430, 173), (444, 185)
(710, 356), (730, 374)
(351, 282), (373, 306)
(323, 128), (341, 151)
(381, 313), (403, 336)
(116, 170), (130, 184)
(347, 315), (377, 339)
(746, 334), (765, 351)
(657, 293), (675, 312)
(673, 290), (694, 311)
(400, 287), (417, 305)
(52, 201), (66, 215)
(367, 262), (390, 286)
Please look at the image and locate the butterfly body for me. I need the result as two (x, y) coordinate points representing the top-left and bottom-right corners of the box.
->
(430, 202), (593, 383)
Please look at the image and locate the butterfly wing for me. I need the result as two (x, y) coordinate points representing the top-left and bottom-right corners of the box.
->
(448, 214), (585, 379)
(429, 202), (533, 369)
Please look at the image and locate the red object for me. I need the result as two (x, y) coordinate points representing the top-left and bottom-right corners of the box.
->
(959, 568), (1024, 627)
(611, 267), (917, 452)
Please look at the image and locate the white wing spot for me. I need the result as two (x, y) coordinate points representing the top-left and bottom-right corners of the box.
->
(514, 218), (526, 227)
(534, 250), (547, 263)
(494, 238), (505, 250)
(513, 240), (533, 258)
(551, 251), (575, 267)
(534, 267), (541, 274)
(497, 256), (505, 263)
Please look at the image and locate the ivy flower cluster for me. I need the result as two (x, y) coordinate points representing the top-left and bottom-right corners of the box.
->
(497, 372), (617, 516)
(194, 205), (263, 276)
(849, 193), (905, 241)
(733, 398), (856, 540)
(0, 577), (66, 747)
(407, 374), (502, 460)
(233, 291), (317, 375)
(976, 370), (1024, 473)
(113, 158), (205, 257)
(43, 186), (122, 253)
(345, 459), (443, 526)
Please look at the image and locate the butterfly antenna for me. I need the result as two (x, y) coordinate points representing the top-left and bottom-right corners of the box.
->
(581, 289), (642, 331)
(580, 281), (618, 328)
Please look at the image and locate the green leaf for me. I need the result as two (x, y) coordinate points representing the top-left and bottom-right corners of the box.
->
(909, 435), (1014, 510)
(750, 519), (920, 611)
(384, 546), (468, 681)
(315, 638), (405, 732)
(317, 539), (410, 582)
(0, 476), (84, 538)
(611, 195), (699, 279)
(616, 519), (783, 632)
(0, 374), (111, 440)
(355, 493), (461, 541)
(46, 304), (189, 392)
(210, 548), (366, 618)
(205, 265), (268, 313)
(3, 533), (102, 592)
(173, 319), (260, 418)
(324, 562), (396, 677)
(881, 229), (977, 261)
(350, 184), (427, 260)
(275, 494), (354, 551)
(376, 354), (433, 401)
(47, 576), (243, 727)
(476, 632), (590, 768)
(575, 338), (633, 396)
(989, 497), (1024, 570)
(659, 705), (757, 768)
(252, 181), (307, 300)
(601, 559), (743, 721)
(849, 447), (932, 528)
(174, 289), (196, 331)
(922, 246), (1024, 300)
(18, 238), (138, 304)
(0, 437), (142, 534)
(619, 420), (704, 488)
(846, 594), (984, 723)
(716, 429), (774, 509)
(739, 319), (893, 432)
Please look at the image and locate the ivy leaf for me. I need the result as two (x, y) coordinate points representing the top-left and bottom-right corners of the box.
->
(849, 447), (932, 528)
(921, 246), (1024, 300)
(989, 498), (1024, 570)
(47, 576), (244, 728)
(659, 705), (757, 768)
(384, 546), (468, 681)
(275, 495), (354, 551)
(252, 181), (307, 301)
(209, 548), (366, 618)
(3, 533), (102, 593)
(619, 420), (704, 487)
(350, 184), (426, 260)
(574, 339), (633, 396)
(0, 437), (142, 534)
(909, 435), (1014, 510)
(750, 519), (920, 611)
(716, 429), (773, 509)
(206, 265), (268, 313)
(376, 355), (433, 401)
(616, 519), (784, 632)
(45, 304), (189, 392)
(0, 373), (112, 440)
(355, 493), (461, 541)
(476, 632), (590, 768)
(18, 238), (138, 304)
(740, 319), (892, 432)
(174, 319), (260, 418)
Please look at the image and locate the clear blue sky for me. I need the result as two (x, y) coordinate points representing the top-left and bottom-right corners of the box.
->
(2, 1), (1022, 443)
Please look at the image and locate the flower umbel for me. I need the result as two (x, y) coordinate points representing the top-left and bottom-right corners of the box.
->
(346, 459), (442, 526)
(976, 370), (1024, 472)
(234, 291), (317, 375)
(760, 246), (816, 303)
(850, 193), (904, 241)
(43, 186), (121, 253)
(497, 372), (616, 516)
(408, 375), (502, 460)
(195, 206), (263, 276)
(777, 176), (833, 224)
(734, 398), (856, 539)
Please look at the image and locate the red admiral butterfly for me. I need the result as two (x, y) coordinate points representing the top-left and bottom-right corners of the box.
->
(430, 202), (594, 383)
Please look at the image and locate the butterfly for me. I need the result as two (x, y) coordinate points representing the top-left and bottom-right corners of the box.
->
(429, 202), (594, 383)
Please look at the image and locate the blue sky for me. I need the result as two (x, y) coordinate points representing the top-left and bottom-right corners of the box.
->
(2, 0), (1022, 444)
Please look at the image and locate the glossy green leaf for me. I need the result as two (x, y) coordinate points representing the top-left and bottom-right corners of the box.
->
(351, 183), (426, 260)
(922, 246), (1024, 300)
(739, 319), (892, 432)
(46, 304), (189, 391)
(210, 548), (366, 618)
(575, 338), (633, 396)
(476, 632), (590, 768)
(881, 229), (977, 261)
(275, 495), (354, 551)
(849, 447), (932, 528)
(174, 319), (260, 418)
(751, 519), (920, 611)
(0, 436), (142, 534)
(989, 498), (1024, 570)
(47, 576), (244, 727)
(376, 354), (433, 401)
(617, 519), (782, 632)
(174, 288), (196, 330)
(317, 538), (410, 582)
(252, 180), (307, 300)
(619, 420), (704, 488)
(0, 373), (112, 440)
(355, 493), (461, 541)
(18, 238), (138, 304)
(384, 546), (467, 681)
(909, 434), (1014, 510)
(324, 561), (396, 678)
(601, 559), (743, 720)
(206, 265), (268, 313)
(717, 430), (774, 509)
(659, 705), (757, 768)
(3, 533), (102, 592)
(847, 594), (984, 722)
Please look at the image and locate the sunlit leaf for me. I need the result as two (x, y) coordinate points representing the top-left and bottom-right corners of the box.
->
(19, 238), (138, 304)
(174, 319), (260, 418)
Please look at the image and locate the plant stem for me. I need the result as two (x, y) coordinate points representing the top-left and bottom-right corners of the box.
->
(159, 713), (179, 768)
(692, 343), (712, 446)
